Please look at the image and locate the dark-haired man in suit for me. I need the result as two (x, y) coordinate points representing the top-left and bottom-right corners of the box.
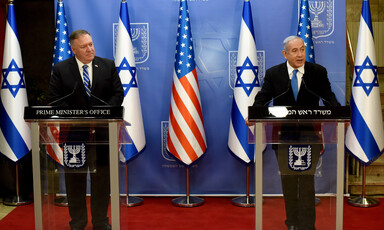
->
(49, 29), (124, 230)
(247, 36), (340, 230)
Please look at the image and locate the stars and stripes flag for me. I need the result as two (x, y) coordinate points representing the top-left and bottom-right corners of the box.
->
(297, 0), (315, 63)
(0, 1), (31, 162)
(297, 0), (326, 154)
(345, 0), (384, 165)
(166, 0), (207, 165)
(46, 0), (73, 165)
(228, 0), (260, 163)
(115, 0), (146, 162)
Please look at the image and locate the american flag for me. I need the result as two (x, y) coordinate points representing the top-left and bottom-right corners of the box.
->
(166, 0), (207, 165)
(345, 0), (384, 165)
(115, 0), (146, 162)
(297, 0), (315, 63)
(0, 1), (31, 162)
(228, 0), (260, 163)
(46, 0), (73, 165)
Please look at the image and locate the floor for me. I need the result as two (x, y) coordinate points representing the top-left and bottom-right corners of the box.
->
(0, 198), (16, 221)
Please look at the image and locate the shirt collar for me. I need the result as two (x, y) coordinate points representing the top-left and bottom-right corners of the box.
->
(75, 57), (93, 69)
(286, 62), (305, 75)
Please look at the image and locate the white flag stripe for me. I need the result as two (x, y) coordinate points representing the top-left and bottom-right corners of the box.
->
(173, 72), (205, 136)
(0, 134), (16, 161)
(167, 120), (192, 165)
(346, 127), (368, 162)
(170, 93), (205, 156)
(237, 21), (256, 64)
(47, 130), (63, 163)
(228, 121), (250, 162)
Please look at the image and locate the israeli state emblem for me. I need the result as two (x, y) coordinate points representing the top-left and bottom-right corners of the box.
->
(113, 22), (149, 64)
(288, 145), (312, 171)
(63, 143), (86, 168)
(307, 0), (334, 38)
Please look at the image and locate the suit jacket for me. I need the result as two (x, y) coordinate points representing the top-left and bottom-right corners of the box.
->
(252, 61), (340, 143)
(49, 56), (124, 107)
(253, 61), (340, 107)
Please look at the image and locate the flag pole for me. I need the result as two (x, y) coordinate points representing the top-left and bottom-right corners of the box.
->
(172, 166), (204, 207)
(347, 164), (380, 207)
(120, 161), (143, 207)
(232, 164), (255, 207)
(3, 162), (32, 206)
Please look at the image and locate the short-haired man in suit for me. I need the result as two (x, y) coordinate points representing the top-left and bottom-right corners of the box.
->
(247, 36), (340, 230)
(49, 30), (124, 230)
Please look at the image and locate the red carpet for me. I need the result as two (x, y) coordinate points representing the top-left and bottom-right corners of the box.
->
(1, 197), (383, 229)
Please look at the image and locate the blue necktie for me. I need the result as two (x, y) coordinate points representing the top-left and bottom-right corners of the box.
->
(291, 69), (298, 101)
(82, 65), (91, 98)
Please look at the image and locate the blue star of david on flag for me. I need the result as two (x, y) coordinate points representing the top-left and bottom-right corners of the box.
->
(2, 59), (26, 98)
(117, 57), (137, 96)
(353, 56), (378, 96)
(235, 57), (259, 97)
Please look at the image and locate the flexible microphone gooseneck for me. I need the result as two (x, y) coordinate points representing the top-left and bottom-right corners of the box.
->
(48, 81), (79, 106)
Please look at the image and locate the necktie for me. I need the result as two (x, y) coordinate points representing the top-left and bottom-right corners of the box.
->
(291, 69), (298, 101)
(82, 65), (91, 98)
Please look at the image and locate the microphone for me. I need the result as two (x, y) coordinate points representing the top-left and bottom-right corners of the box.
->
(89, 92), (109, 106)
(48, 81), (79, 106)
(301, 79), (332, 106)
(263, 80), (291, 106)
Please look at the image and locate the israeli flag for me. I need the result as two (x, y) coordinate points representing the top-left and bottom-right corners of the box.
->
(0, 2), (31, 162)
(345, 0), (384, 165)
(115, 0), (146, 162)
(228, 0), (260, 163)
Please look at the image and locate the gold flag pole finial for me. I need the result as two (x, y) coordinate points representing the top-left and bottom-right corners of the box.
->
(8, 0), (14, 5)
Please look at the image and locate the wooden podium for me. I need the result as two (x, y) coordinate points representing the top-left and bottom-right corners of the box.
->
(25, 106), (126, 230)
(248, 106), (350, 230)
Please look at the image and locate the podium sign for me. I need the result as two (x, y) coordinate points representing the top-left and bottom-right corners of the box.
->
(248, 106), (350, 230)
(25, 106), (126, 230)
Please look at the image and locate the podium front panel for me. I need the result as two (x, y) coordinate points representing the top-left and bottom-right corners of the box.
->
(252, 120), (345, 230)
(30, 120), (128, 230)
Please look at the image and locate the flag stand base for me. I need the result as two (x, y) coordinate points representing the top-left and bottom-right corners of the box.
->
(172, 167), (204, 208)
(54, 195), (68, 207)
(120, 196), (143, 207)
(3, 195), (32, 206)
(232, 196), (255, 207)
(172, 196), (204, 208)
(4, 163), (33, 206)
(347, 196), (380, 208)
(347, 165), (380, 207)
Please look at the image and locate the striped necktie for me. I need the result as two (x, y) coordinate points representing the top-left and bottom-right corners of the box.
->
(82, 64), (91, 98)
(291, 69), (298, 101)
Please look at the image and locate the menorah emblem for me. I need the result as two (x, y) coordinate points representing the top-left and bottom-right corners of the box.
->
(130, 28), (141, 42)
(288, 145), (312, 171)
(67, 144), (81, 164)
(309, 0), (326, 28)
(63, 143), (86, 168)
(293, 147), (307, 166)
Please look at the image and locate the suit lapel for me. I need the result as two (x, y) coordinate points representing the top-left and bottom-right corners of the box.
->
(91, 57), (100, 91)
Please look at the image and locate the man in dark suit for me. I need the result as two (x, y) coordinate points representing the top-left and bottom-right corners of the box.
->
(49, 30), (124, 230)
(248, 36), (340, 230)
